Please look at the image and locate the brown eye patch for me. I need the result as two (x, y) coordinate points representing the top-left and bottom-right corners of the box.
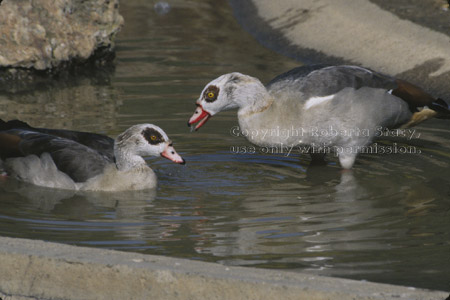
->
(204, 85), (219, 103)
(142, 128), (164, 145)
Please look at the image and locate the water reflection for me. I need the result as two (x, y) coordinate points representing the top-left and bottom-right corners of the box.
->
(0, 83), (121, 132)
(0, 179), (156, 217)
(202, 171), (376, 258)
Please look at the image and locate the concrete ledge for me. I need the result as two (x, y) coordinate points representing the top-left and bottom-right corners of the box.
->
(0, 236), (447, 300)
(229, 0), (450, 99)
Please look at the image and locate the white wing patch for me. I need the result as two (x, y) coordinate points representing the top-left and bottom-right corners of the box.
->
(304, 95), (335, 110)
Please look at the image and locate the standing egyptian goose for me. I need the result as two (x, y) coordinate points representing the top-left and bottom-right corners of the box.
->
(188, 65), (450, 169)
(0, 120), (185, 191)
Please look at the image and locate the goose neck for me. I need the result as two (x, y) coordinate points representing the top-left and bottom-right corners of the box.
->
(236, 89), (273, 117)
(114, 143), (148, 172)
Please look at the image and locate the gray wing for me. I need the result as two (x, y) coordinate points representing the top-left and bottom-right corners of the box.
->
(0, 119), (115, 161)
(266, 65), (398, 99)
(3, 129), (112, 182)
(36, 129), (115, 162)
(266, 64), (329, 88)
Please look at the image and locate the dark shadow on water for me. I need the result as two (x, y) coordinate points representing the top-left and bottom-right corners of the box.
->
(0, 46), (116, 94)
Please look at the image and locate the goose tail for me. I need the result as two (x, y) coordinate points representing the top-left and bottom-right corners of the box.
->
(430, 98), (450, 119)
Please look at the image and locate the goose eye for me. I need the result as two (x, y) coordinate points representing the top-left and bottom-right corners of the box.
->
(143, 128), (164, 145)
(204, 85), (219, 102)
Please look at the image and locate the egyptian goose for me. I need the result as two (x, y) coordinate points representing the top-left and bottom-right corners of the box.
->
(0, 120), (185, 191)
(188, 65), (449, 168)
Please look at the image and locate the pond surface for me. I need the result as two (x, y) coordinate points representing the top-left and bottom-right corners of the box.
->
(1, 0), (450, 292)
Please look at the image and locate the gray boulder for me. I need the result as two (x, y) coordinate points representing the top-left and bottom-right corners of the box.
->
(0, 0), (123, 70)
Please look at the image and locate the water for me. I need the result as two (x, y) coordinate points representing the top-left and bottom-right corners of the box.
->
(1, 0), (450, 291)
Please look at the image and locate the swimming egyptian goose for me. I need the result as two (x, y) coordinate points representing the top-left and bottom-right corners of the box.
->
(188, 65), (450, 169)
(0, 120), (185, 191)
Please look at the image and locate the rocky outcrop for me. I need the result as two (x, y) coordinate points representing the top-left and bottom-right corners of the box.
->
(0, 0), (123, 70)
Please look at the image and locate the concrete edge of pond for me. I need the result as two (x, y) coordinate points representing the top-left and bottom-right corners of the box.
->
(228, 0), (450, 99)
(0, 236), (448, 300)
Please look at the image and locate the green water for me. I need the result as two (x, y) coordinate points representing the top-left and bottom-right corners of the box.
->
(0, 0), (449, 291)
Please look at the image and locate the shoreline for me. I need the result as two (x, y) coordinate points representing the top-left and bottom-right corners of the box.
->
(229, 0), (450, 99)
(0, 236), (447, 300)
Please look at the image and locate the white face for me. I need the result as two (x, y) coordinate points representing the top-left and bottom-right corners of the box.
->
(117, 124), (185, 164)
(188, 73), (244, 131)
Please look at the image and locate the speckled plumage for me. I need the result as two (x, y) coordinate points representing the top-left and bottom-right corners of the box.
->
(0, 121), (185, 191)
(189, 65), (450, 168)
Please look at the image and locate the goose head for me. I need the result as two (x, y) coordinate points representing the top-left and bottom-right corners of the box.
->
(188, 73), (267, 130)
(115, 124), (185, 170)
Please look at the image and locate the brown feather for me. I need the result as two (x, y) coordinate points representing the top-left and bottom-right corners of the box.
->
(392, 79), (436, 111)
(0, 132), (22, 158)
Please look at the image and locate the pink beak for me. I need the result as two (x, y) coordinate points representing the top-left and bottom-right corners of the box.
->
(161, 143), (185, 165)
(187, 105), (211, 131)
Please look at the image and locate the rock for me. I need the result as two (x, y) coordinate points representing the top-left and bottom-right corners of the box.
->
(0, 0), (123, 70)
(154, 2), (171, 15)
